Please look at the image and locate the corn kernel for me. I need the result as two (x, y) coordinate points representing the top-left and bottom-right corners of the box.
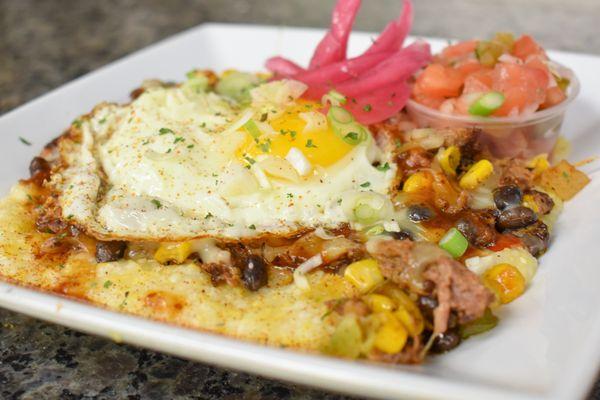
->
(344, 259), (384, 293)
(459, 159), (494, 190)
(395, 305), (424, 336)
(527, 154), (550, 177)
(483, 263), (526, 304)
(373, 312), (408, 354)
(437, 146), (461, 176)
(154, 242), (193, 264)
(378, 286), (425, 336)
(403, 171), (432, 193)
(522, 194), (539, 213)
(363, 294), (395, 312)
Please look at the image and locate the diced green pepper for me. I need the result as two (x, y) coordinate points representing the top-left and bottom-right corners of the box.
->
(460, 308), (499, 339)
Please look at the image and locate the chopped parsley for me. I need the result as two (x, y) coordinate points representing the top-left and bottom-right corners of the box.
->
(286, 193), (294, 199)
(244, 155), (256, 165)
(151, 199), (162, 209)
(19, 137), (32, 146)
(337, 198), (343, 205)
(260, 113), (268, 122)
(290, 130), (297, 139)
(26, 194), (33, 201)
(363, 104), (372, 112)
(72, 119), (82, 128)
(166, 148), (172, 154)
(248, 224), (256, 230)
(173, 136), (185, 144)
(142, 139), (150, 145)
(205, 212), (213, 219)
(200, 122), (207, 128)
(159, 127), (174, 135)
(305, 139), (317, 148)
(360, 181), (371, 188)
(376, 162), (391, 172)
(66, 214), (74, 219)
(187, 144), (195, 149)
(103, 280), (113, 289)
(99, 117), (107, 124)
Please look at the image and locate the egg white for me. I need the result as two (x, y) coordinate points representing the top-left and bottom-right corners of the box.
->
(55, 81), (398, 240)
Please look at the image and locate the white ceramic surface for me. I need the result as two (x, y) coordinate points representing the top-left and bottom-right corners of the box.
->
(1, 24), (599, 400)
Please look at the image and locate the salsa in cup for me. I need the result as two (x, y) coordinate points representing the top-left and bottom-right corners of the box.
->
(407, 33), (579, 158)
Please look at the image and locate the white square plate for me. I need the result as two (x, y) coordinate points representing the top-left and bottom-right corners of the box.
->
(1, 24), (600, 400)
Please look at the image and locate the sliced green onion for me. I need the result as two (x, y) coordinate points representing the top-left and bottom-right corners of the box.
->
(364, 225), (385, 236)
(326, 107), (368, 145)
(459, 308), (498, 339)
(342, 125), (368, 145)
(328, 106), (354, 124)
(243, 119), (262, 138)
(215, 72), (259, 104)
(184, 71), (210, 93)
(439, 227), (469, 258)
(322, 89), (347, 106)
(468, 91), (505, 117)
(353, 203), (378, 224)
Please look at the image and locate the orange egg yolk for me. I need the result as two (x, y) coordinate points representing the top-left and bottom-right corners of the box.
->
(237, 101), (354, 167)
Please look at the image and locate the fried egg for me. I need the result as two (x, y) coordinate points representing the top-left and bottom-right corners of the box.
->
(55, 78), (398, 240)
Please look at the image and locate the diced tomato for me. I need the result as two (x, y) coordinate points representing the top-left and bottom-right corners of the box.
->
(414, 63), (465, 98)
(524, 55), (548, 72)
(491, 63), (549, 116)
(412, 91), (445, 109)
(440, 40), (478, 62)
(540, 86), (567, 109)
(512, 35), (545, 60)
(462, 68), (493, 94)
(456, 59), (485, 76)
(488, 234), (522, 251)
(411, 33), (565, 116)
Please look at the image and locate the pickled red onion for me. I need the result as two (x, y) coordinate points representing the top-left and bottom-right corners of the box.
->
(309, 0), (362, 69)
(265, 0), (430, 124)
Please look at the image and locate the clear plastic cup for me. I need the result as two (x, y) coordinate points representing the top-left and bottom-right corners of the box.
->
(405, 65), (580, 159)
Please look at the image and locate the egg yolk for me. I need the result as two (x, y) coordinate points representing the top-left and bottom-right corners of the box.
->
(237, 101), (354, 167)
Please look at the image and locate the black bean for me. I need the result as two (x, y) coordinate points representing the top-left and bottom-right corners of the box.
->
(29, 157), (50, 178)
(513, 221), (549, 257)
(390, 230), (413, 241)
(242, 255), (268, 291)
(456, 210), (497, 247)
(407, 205), (435, 222)
(493, 185), (522, 210)
(431, 329), (461, 353)
(496, 206), (537, 231)
(417, 295), (438, 320)
(95, 241), (127, 262)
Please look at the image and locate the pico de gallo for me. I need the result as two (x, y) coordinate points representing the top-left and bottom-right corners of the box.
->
(412, 33), (572, 117)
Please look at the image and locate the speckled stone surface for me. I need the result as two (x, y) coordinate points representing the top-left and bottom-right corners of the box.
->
(1, 1), (599, 399)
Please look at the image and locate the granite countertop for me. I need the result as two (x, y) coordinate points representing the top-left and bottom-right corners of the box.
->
(1, 1), (599, 399)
